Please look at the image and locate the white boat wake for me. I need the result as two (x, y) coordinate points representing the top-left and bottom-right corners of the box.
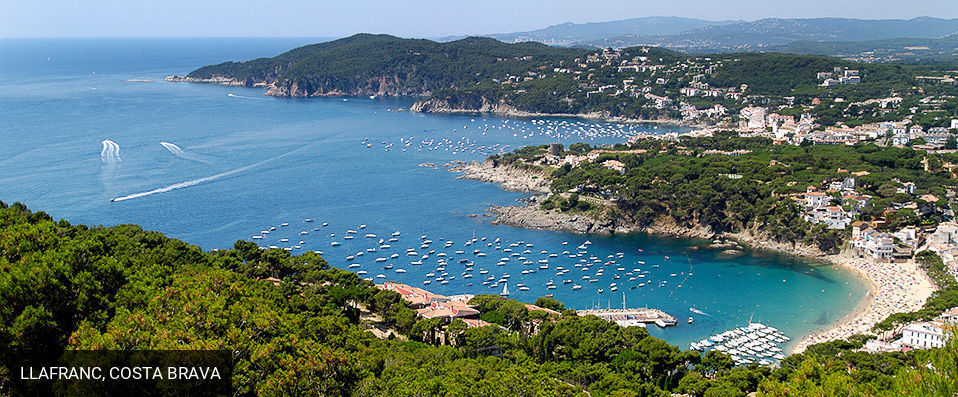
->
(160, 141), (213, 164)
(227, 93), (268, 100)
(111, 145), (310, 202)
(690, 308), (710, 316)
(101, 140), (121, 163)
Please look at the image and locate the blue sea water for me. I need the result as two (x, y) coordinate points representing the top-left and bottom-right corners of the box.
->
(0, 38), (867, 351)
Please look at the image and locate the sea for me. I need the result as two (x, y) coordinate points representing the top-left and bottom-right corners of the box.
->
(0, 38), (868, 352)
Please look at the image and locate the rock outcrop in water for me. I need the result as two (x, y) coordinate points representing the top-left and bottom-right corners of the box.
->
(450, 160), (551, 193)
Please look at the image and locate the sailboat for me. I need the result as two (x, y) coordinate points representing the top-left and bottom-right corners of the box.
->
(500, 282), (510, 296)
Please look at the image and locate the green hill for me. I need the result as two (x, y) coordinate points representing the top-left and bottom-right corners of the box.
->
(186, 34), (587, 97)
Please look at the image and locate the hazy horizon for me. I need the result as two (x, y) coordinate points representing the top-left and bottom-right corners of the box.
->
(3, 0), (957, 39)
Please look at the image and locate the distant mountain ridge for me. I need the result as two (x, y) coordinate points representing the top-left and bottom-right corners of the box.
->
(474, 16), (958, 58)
(769, 34), (958, 63)
(584, 17), (958, 51)
(482, 16), (740, 45)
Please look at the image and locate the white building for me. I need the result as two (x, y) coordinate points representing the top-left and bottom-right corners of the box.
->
(862, 340), (902, 353)
(861, 233), (894, 259)
(900, 322), (946, 349)
(929, 223), (958, 245)
(804, 206), (851, 230)
(939, 307), (958, 324)
(740, 107), (768, 129)
(892, 132), (911, 147)
(804, 191), (831, 208)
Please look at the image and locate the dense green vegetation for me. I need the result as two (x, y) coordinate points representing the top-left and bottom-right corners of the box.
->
(188, 34), (587, 97)
(1, 201), (955, 396)
(496, 134), (955, 253)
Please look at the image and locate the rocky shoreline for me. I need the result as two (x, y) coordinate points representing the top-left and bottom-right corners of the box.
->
(450, 160), (551, 194)
(412, 97), (707, 128)
(164, 75), (706, 127)
(165, 75), (251, 86)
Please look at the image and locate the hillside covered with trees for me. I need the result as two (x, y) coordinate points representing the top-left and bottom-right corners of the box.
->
(186, 34), (587, 98)
(1, 201), (956, 396)
(492, 135), (957, 253)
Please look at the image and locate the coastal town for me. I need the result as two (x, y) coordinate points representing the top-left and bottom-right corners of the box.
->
(411, 46), (958, 138)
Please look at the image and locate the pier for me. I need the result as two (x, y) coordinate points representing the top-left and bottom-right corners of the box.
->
(577, 308), (677, 328)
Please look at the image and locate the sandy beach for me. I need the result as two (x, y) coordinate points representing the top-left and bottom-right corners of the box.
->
(455, 160), (940, 354)
(790, 251), (937, 354)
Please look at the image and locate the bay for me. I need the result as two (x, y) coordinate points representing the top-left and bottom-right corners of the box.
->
(0, 38), (868, 351)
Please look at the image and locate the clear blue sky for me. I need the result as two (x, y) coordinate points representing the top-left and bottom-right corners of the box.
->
(3, 0), (957, 38)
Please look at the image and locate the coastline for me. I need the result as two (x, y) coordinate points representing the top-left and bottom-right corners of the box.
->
(411, 97), (711, 128)
(789, 251), (935, 354)
(453, 159), (937, 354)
(165, 75), (710, 128)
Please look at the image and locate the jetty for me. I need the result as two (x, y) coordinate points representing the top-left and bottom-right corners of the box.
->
(577, 308), (676, 328)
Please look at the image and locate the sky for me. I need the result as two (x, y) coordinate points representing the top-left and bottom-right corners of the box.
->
(2, 0), (957, 38)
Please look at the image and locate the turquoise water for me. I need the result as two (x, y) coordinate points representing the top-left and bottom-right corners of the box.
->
(0, 39), (867, 350)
